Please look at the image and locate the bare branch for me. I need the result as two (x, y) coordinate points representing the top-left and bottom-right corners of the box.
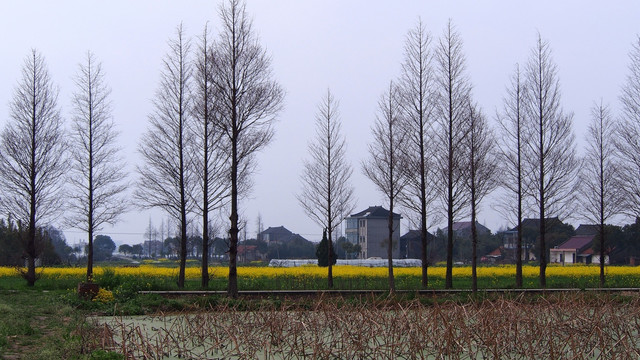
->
(298, 89), (356, 288)
(434, 20), (472, 289)
(66, 51), (129, 281)
(135, 24), (193, 288)
(523, 34), (579, 287)
(617, 35), (640, 219)
(210, 0), (284, 297)
(464, 102), (498, 292)
(362, 81), (408, 291)
(0, 50), (67, 286)
(397, 19), (440, 287)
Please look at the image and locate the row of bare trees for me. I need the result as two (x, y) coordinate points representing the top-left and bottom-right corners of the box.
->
(0, 49), (128, 286)
(0, 0), (282, 297)
(137, 0), (283, 296)
(309, 20), (640, 292)
(355, 21), (499, 292)
(2, 3), (639, 294)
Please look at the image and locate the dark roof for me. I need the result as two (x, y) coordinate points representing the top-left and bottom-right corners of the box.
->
(288, 234), (311, 243)
(448, 221), (491, 234)
(400, 229), (435, 241)
(258, 226), (310, 243)
(349, 206), (401, 219)
(260, 226), (293, 237)
(452, 221), (472, 231)
(575, 224), (599, 236)
(507, 217), (561, 232)
(554, 235), (594, 251)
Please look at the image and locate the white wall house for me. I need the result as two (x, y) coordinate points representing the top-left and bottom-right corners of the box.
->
(550, 234), (609, 265)
(345, 206), (401, 259)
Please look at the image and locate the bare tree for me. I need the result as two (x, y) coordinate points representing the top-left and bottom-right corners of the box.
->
(143, 218), (158, 258)
(579, 101), (623, 286)
(256, 213), (264, 240)
(192, 24), (229, 288)
(298, 89), (356, 288)
(136, 25), (193, 288)
(362, 82), (408, 292)
(398, 19), (440, 288)
(495, 64), (528, 287)
(464, 103), (497, 293)
(523, 34), (579, 288)
(0, 50), (67, 286)
(617, 35), (640, 218)
(210, 0), (284, 297)
(67, 51), (128, 282)
(434, 20), (472, 289)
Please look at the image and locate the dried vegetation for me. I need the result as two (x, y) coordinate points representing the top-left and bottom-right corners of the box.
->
(87, 293), (640, 359)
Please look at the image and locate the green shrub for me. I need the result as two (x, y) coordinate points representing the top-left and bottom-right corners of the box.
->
(96, 268), (123, 289)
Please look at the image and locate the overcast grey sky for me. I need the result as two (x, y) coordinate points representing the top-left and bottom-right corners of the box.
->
(1, 1), (638, 246)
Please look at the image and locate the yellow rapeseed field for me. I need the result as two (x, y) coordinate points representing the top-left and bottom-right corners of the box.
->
(1, 264), (640, 281)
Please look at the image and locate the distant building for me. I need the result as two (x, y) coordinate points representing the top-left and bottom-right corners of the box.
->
(494, 217), (574, 263)
(238, 245), (264, 263)
(345, 206), (401, 259)
(399, 230), (436, 259)
(550, 234), (608, 264)
(575, 224), (599, 236)
(500, 217), (566, 262)
(445, 221), (491, 239)
(258, 226), (309, 244)
(483, 246), (507, 264)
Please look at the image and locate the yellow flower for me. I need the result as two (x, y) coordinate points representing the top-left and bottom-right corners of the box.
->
(93, 288), (114, 303)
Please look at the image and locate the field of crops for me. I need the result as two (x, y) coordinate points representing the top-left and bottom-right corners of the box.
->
(3, 264), (640, 359)
(2, 264), (640, 291)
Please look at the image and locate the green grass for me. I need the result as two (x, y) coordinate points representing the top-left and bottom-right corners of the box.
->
(0, 290), (129, 359)
(0, 273), (628, 293)
(0, 291), (79, 359)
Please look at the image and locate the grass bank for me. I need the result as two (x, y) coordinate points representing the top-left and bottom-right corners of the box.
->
(0, 290), (125, 360)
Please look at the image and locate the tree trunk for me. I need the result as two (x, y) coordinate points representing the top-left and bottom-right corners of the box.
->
(202, 91), (210, 289)
(515, 91), (523, 288)
(228, 117), (239, 297)
(177, 67), (187, 289)
(471, 202), (478, 293)
(388, 203), (395, 293)
(327, 119), (334, 289)
(202, 211), (209, 288)
(539, 94), (547, 289)
(599, 126), (606, 287)
(446, 126), (454, 289)
(327, 222), (334, 289)
(420, 128), (428, 289)
(27, 78), (38, 288)
(470, 131), (478, 293)
(87, 230), (93, 282)
(87, 100), (94, 283)
(599, 224), (605, 287)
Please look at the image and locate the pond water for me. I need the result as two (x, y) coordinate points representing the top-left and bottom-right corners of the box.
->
(90, 299), (640, 359)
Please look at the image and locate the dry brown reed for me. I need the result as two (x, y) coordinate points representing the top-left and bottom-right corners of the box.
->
(89, 293), (640, 359)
